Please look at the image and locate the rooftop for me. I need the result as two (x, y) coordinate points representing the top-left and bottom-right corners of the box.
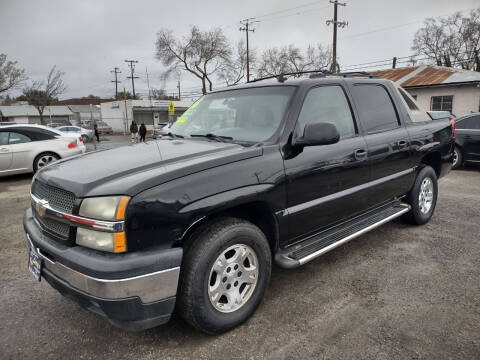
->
(0, 105), (73, 117)
(372, 65), (480, 88)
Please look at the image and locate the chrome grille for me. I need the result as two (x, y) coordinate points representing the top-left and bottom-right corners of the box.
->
(32, 205), (70, 239)
(32, 180), (75, 214)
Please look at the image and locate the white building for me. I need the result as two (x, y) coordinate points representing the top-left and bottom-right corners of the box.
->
(100, 99), (193, 133)
(0, 105), (73, 125)
(373, 65), (480, 116)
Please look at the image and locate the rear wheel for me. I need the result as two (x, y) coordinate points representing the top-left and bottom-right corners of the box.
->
(33, 152), (59, 172)
(405, 166), (438, 225)
(178, 218), (271, 334)
(81, 134), (89, 143)
(452, 146), (462, 169)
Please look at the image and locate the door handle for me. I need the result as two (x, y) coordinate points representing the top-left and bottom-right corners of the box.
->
(397, 140), (408, 149)
(0, 147), (9, 153)
(354, 149), (367, 160)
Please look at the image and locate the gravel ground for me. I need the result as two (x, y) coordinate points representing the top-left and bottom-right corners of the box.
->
(0, 168), (479, 360)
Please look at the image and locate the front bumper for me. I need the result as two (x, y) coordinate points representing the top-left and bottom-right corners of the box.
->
(24, 208), (183, 331)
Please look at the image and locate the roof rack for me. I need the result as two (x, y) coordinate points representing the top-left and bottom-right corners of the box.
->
(249, 70), (332, 83)
(249, 70), (379, 83)
(337, 71), (380, 79)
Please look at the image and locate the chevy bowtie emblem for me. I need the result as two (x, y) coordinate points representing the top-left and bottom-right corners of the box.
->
(36, 199), (49, 217)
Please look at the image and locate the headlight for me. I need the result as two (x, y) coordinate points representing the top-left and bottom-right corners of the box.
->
(76, 228), (127, 253)
(76, 196), (130, 253)
(79, 196), (130, 221)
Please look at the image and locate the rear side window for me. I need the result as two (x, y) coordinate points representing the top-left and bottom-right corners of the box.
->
(0, 132), (9, 145)
(398, 88), (419, 111)
(297, 85), (356, 138)
(456, 115), (480, 129)
(352, 84), (400, 133)
(9, 132), (31, 144)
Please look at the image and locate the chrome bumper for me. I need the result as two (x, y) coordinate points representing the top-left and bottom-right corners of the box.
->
(27, 234), (180, 303)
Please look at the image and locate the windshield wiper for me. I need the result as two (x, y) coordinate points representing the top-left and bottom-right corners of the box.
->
(166, 132), (184, 138)
(190, 133), (233, 142)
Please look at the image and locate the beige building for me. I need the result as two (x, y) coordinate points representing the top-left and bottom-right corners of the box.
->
(373, 65), (480, 116)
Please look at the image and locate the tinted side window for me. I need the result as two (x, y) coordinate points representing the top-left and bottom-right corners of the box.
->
(398, 88), (419, 111)
(352, 84), (400, 133)
(28, 128), (58, 140)
(457, 116), (480, 130)
(9, 132), (31, 144)
(0, 132), (9, 145)
(297, 85), (356, 138)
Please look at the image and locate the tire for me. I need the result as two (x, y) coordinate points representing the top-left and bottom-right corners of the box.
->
(33, 152), (60, 173)
(177, 217), (272, 334)
(81, 134), (89, 143)
(404, 166), (438, 225)
(452, 146), (462, 169)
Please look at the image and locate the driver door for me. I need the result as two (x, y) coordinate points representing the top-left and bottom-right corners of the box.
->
(0, 132), (12, 171)
(283, 84), (370, 245)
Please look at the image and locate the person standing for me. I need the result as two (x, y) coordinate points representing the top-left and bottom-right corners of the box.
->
(93, 122), (100, 142)
(130, 121), (138, 143)
(139, 123), (147, 142)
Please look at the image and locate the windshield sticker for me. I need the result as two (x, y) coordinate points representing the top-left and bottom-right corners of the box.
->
(176, 98), (203, 123)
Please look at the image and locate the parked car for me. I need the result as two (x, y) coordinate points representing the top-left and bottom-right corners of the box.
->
(46, 119), (72, 128)
(452, 112), (480, 169)
(427, 110), (456, 121)
(23, 73), (454, 334)
(0, 124), (86, 176)
(152, 122), (170, 139)
(55, 125), (94, 142)
(80, 120), (113, 135)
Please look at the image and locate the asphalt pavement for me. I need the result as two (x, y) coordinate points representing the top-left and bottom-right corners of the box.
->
(0, 165), (479, 360)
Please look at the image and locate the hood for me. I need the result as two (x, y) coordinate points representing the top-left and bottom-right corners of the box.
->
(37, 139), (262, 197)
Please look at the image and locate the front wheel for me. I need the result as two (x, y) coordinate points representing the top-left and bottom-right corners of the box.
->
(405, 166), (438, 225)
(178, 218), (271, 334)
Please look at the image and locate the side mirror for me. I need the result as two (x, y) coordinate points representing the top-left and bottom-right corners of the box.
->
(295, 122), (340, 147)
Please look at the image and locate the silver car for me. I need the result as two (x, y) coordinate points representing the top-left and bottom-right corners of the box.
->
(0, 124), (86, 176)
(56, 125), (94, 142)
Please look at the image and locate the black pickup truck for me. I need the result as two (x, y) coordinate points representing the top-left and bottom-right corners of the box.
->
(24, 73), (455, 334)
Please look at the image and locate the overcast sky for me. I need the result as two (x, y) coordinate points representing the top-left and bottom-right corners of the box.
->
(1, 0), (478, 100)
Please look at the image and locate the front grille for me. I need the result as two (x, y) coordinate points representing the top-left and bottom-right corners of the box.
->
(32, 180), (75, 214)
(32, 205), (70, 239)
(31, 180), (76, 241)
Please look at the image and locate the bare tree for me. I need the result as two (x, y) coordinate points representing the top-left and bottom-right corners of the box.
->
(23, 66), (67, 125)
(0, 54), (27, 94)
(217, 40), (255, 86)
(155, 26), (232, 94)
(257, 44), (332, 78)
(412, 9), (480, 71)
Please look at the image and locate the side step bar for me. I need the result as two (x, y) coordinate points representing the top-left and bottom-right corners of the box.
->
(275, 201), (411, 269)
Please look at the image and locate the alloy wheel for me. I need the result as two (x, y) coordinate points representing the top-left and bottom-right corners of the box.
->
(208, 244), (259, 313)
(418, 177), (434, 214)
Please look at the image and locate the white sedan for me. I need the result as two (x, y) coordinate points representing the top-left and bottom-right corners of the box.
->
(0, 124), (86, 176)
(55, 125), (94, 142)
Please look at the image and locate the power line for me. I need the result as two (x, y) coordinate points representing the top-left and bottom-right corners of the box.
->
(250, 1), (327, 21)
(124, 59), (139, 98)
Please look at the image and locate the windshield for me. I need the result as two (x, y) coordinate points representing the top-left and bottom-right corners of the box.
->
(169, 86), (295, 143)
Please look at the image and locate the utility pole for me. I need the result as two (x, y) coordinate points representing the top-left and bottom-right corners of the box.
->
(239, 18), (258, 82)
(124, 59), (139, 98)
(177, 80), (181, 100)
(145, 66), (152, 101)
(123, 86), (128, 135)
(326, 0), (348, 73)
(110, 67), (121, 98)
(392, 57), (397, 69)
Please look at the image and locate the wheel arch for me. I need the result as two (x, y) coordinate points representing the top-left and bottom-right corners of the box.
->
(181, 201), (279, 255)
(33, 151), (61, 170)
(420, 151), (441, 178)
